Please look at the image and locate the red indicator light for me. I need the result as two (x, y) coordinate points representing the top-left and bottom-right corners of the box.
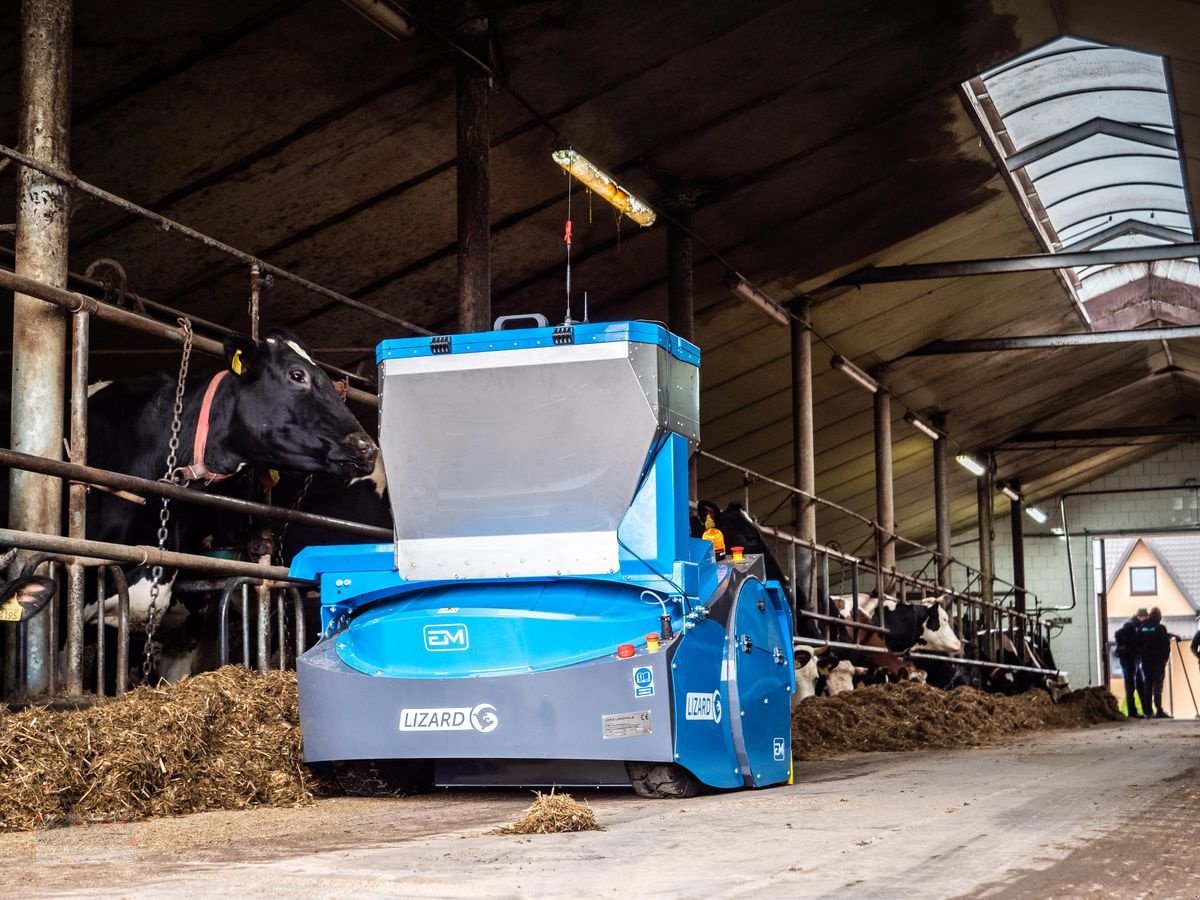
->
(617, 643), (636, 659)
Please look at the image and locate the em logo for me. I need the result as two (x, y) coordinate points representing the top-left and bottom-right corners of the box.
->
(423, 623), (469, 651)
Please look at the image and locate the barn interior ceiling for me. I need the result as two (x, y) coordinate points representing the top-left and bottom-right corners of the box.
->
(0, 0), (1198, 563)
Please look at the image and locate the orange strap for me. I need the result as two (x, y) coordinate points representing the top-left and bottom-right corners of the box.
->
(179, 370), (233, 484)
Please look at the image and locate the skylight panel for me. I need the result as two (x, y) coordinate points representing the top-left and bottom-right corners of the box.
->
(965, 36), (1197, 320)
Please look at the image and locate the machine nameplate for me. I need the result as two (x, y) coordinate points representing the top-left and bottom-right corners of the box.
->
(602, 710), (652, 739)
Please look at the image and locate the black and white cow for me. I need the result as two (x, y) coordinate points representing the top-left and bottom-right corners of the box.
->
(77, 328), (377, 629)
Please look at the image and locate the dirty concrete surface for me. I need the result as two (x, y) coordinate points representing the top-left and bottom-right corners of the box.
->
(4, 719), (1198, 898)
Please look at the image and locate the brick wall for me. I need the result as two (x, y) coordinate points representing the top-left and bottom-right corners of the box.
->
(898, 444), (1200, 687)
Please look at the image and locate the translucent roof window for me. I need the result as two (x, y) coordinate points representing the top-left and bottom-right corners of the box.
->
(965, 37), (1198, 321)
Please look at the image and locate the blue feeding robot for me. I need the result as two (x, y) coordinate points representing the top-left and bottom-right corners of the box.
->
(292, 318), (795, 797)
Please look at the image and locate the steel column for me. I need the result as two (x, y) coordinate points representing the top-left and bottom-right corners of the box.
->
(976, 459), (995, 658)
(791, 298), (816, 543)
(1098, 538), (1111, 685)
(455, 13), (491, 333)
(1010, 478), (1026, 653)
(64, 307), (88, 694)
(873, 389), (895, 593)
(10, 0), (72, 697)
(932, 414), (952, 591)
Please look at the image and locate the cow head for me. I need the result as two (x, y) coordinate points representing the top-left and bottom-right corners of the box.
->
(222, 329), (378, 476)
(0, 576), (56, 623)
(918, 602), (963, 654)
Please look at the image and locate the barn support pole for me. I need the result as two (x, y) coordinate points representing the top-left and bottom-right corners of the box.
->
(873, 389), (895, 596)
(64, 307), (88, 694)
(455, 12), (492, 333)
(932, 414), (952, 591)
(1098, 538), (1111, 685)
(8, 0), (73, 699)
(976, 458), (995, 660)
(1009, 477), (1026, 649)
(667, 202), (696, 500)
(791, 298), (816, 545)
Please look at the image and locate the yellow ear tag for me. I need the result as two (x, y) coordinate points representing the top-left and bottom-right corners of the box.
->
(231, 350), (244, 375)
(268, 469), (280, 485)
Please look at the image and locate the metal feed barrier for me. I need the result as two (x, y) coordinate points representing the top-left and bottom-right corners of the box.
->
(698, 451), (1064, 685)
(0, 136), (405, 702)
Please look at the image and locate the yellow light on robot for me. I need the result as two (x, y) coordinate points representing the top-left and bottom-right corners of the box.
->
(552, 149), (657, 227)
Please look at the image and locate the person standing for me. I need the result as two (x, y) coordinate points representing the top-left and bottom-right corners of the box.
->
(1137, 607), (1173, 719)
(1115, 608), (1149, 718)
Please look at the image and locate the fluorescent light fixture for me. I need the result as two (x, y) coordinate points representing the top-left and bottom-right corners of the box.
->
(1025, 505), (1049, 524)
(999, 483), (1021, 502)
(725, 274), (790, 326)
(956, 454), (986, 477)
(904, 411), (941, 440)
(830, 354), (879, 393)
(551, 148), (656, 227)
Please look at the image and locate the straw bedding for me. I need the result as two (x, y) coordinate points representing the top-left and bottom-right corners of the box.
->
(0, 666), (332, 832)
(791, 681), (1122, 760)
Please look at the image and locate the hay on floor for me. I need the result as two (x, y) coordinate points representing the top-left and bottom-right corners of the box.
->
(791, 681), (1122, 761)
(493, 790), (605, 835)
(0, 666), (334, 832)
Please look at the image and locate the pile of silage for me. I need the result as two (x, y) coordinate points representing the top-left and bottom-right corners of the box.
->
(0, 666), (334, 832)
(791, 681), (1122, 761)
(493, 790), (605, 835)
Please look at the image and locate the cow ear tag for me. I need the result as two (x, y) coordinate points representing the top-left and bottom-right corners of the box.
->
(231, 349), (244, 375)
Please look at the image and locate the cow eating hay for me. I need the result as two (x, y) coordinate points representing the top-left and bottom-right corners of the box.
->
(0, 667), (333, 832)
(791, 681), (1122, 761)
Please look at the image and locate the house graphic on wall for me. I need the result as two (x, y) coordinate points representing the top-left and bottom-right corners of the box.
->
(1104, 535), (1200, 716)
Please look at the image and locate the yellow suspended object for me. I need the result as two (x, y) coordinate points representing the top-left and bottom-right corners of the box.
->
(552, 149), (656, 227)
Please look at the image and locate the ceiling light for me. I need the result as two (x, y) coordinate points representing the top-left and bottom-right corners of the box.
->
(551, 149), (656, 227)
(956, 454), (986, 477)
(1025, 505), (1049, 524)
(904, 411), (941, 440)
(725, 274), (790, 326)
(830, 355), (879, 393)
(999, 483), (1021, 502)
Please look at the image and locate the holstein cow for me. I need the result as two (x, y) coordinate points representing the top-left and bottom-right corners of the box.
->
(46, 329), (378, 687)
(791, 647), (861, 710)
(833, 594), (962, 682)
(984, 632), (1066, 697)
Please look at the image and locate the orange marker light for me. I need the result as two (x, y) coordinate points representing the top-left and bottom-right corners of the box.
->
(617, 643), (636, 659)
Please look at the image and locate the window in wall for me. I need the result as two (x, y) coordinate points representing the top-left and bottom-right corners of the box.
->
(1130, 566), (1158, 595)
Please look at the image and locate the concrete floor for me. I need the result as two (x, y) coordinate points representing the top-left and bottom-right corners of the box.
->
(5, 720), (1199, 898)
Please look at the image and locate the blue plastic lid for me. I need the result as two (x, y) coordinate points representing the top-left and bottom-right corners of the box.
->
(377, 320), (700, 366)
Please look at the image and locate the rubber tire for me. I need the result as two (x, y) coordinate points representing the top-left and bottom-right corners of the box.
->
(331, 759), (434, 796)
(626, 762), (702, 799)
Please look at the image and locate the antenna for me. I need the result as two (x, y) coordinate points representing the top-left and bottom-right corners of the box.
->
(583, 291), (589, 323)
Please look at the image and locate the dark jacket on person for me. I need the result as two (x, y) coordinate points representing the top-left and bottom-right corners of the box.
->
(1136, 621), (1171, 669)
(1115, 617), (1140, 664)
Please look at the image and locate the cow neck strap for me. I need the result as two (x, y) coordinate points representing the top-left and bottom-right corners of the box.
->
(176, 369), (236, 485)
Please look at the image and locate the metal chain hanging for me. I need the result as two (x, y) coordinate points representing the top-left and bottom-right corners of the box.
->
(142, 317), (194, 680)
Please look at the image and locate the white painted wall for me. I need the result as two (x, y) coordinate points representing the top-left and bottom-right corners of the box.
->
(899, 445), (1200, 687)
